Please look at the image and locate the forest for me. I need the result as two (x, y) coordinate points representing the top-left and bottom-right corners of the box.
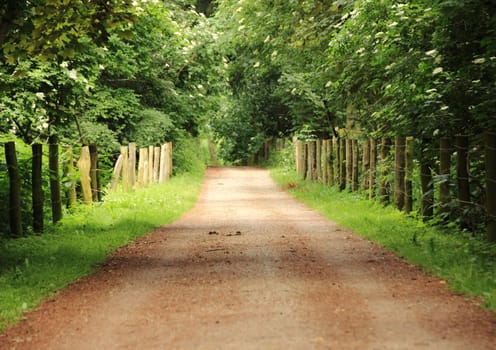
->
(1, 0), (495, 239)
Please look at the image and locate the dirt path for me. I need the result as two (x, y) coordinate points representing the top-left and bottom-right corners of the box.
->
(1, 167), (495, 349)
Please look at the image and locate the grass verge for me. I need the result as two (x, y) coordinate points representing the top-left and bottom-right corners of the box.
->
(270, 167), (496, 312)
(0, 171), (204, 331)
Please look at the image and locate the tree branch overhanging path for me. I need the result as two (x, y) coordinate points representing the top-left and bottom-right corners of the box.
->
(1, 167), (495, 349)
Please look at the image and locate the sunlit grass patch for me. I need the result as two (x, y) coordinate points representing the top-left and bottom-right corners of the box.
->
(0, 171), (204, 331)
(270, 167), (496, 313)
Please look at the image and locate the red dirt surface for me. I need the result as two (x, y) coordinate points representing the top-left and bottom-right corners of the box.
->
(1, 167), (495, 349)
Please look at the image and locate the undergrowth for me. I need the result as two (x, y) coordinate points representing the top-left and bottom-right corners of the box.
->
(270, 167), (496, 313)
(0, 171), (204, 331)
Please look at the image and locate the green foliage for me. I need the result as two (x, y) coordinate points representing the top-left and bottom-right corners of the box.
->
(270, 166), (496, 312)
(0, 170), (204, 330)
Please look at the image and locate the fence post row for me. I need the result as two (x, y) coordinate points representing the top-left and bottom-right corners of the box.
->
(111, 142), (173, 191)
(288, 133), (496, 242)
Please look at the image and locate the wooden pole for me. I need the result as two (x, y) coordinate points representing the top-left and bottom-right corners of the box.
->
(5, 142), (22, 236)
(77, 146), (92, 204)
(148, 146), (154, 184)
(316, 139), (322, 182)
(138, 148), (147, 188)
(404, 136), (414, 213)
(167, 142), (173, 179)
(394, 136), (406, 211)
(420, 139), (434, 220)
(439, 137), (453, 219)
(346, 139), (352, 190)
(32, 143), (44, 233)
(456, 135), (470, 229)
(110, 154), (124, 191)
(121, 146), (129, 191)
(379, 138), (392, 203)
(153, 146), (160, 183)
(159, 143), (167, 183)
(89, 144), (100, 202)
(352, 139), (359, 192)
(65, 146), (77, 208)
(49, 139), (63, 222)
(321, 140), (328, 185)
(362, 139), (370, 192)
(339, 138), (346, 190)
(128, 142), (136, 189)
(369, 139), (377, 199)
(485, 132), (496, 241)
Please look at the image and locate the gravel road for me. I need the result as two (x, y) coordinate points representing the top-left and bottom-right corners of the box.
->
(1, 167), (495, 349)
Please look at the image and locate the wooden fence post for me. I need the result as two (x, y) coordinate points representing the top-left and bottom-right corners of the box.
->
(394, 136), (406, 211)
(327, 139), (334, 186)
(339, 138), (346, 190)
(439, 137), (453, 219)
(486, 132), (496, 241)
(316, 139), (322, 182)
(148, 146), (154, 184)
(5, 142), (22, 236)
(379, 137), (392, 203)
(345, 139), (352, 190)
(420, 139), (434, 220)
(362, 139), (370, 192)
(321, 140), (328, 185)
(89, 144), (100, 202)
(404, 137), (415, 212)
(65, 146), (77, 208)
(369, 139), (377, 199)
(32, 143), (44, 233)
(110, 154), (124, 191)
(352, 139), (359, 192)
(49, 141), (63, 223)
(153, 146), (160, 183)
(159, 143), (167, 183)
(128, 142), (136, 189)
(167, 142), (173, 178)
(121, 146), (129, 191)
(137, 148), (147, 188)
(78, 146), (92, 204)
(456, 135), (470, 229)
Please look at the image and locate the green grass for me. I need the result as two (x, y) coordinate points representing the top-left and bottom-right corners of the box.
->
(270, 167), (496, 312)
(0, 171), (204, 331)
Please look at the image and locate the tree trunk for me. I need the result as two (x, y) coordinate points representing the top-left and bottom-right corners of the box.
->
(32, 143), (44, 233)
(394, 136), (406, 211)
(369, 139), (377, 199)
(379, 138), (392, 203)
(486, 132), (496, 242)
(420, 139), (434, 221)
(404, 137), (414, 213)
(439, 137), (453, 220)
(352, 139), (359, 192)
(5, 142), (22, 236)
(456, 135), (470, 229)
(89, 144), (100, 202)
(49, 136), (63, 223)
